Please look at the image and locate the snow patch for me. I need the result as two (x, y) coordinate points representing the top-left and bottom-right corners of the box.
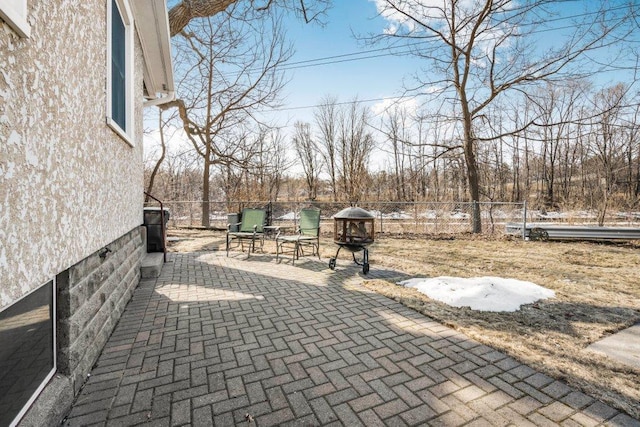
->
(278, 212), (298, 220)
(399, 276), (555, 312)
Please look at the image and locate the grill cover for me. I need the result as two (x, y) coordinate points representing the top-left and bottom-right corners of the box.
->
(333, 207), (374, 219)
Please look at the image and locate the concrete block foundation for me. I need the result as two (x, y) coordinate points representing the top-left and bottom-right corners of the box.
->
(20, 227), (145, 426)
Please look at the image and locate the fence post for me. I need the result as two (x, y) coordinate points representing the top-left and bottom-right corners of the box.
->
(522, 200), (528, 240)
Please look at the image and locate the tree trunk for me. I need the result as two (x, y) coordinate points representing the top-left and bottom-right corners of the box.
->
(465, 147), (482, 233)
(202, 146), (211, 227)
(169, 0), (237, 36)
(461, 101), (482, 233)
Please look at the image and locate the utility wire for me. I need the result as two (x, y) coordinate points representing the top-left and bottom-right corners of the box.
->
(252, 4), (636, 74)
(212, 3), (638, 114)
(265, 95), (420, 112)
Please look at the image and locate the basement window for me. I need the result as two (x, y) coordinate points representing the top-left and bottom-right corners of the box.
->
(0, 0), (31, 38)
(106, 0), (134, 146)
(0, 280), (56, 427)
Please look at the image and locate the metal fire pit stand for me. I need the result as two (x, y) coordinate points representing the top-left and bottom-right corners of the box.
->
(329, 244), (369, 274)
(329, 207), (375, 274)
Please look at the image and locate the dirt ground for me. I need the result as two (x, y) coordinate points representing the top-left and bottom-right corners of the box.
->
(166, 228), (640, 419)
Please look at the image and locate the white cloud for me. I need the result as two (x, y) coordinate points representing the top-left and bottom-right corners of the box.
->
(369, 0), (513, 65)
(369, 0), (449, 34)
(371, 96), (419, 117)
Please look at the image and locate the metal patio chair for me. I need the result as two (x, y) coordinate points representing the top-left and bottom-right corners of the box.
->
(276, 208), (321, 264)
(226, 208), (266, 257)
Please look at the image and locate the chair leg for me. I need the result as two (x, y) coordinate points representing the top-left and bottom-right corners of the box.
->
(251, 236), (257, 255)
(293, 241), (300, 265)
(246, 237), (253, 258)
(276, 239), (287, 262)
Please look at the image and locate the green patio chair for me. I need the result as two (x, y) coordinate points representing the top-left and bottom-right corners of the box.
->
(226, 208), (266, 257)
(276, 208), (321, 264)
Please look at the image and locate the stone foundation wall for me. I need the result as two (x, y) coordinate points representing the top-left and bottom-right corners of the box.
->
(56, 227), (145, 393)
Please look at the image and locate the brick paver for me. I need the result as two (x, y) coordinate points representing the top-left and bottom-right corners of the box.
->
(64, 252), (639, 426)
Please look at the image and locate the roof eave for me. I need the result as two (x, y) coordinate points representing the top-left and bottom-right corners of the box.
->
(131, 0), (175, 104)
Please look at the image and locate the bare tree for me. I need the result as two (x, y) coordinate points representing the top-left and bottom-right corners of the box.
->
(379, 103), (413, 200)
(314, 95), (339, 201)
(626, 102), (640, 199)
(216, 156), (244, 205)
(249, 126), (291, 200)
(143, 140), (202, 220)
(589, 83), (628, 225)
(476, 103), (511, 202)
(214, 127), (261, 203)
(371, 0), (634, 231)
(168, 0), (331, 36)
(292, 121), (321, 200)
(412, 113), (431, 199)
(143, 109), (193, 201)
(411, 114), (465, 202)
(164, 6), (292, 226)
(338, 99), (375, 202)
(211, 126), (290, 203)
(145, 110), (170, 201)
(530, 81), (587, 208)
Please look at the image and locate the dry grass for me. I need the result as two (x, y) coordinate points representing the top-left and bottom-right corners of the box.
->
(166, 228), (640, 419)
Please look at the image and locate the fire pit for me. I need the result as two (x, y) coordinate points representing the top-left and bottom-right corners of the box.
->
(329, 207), (375, 274)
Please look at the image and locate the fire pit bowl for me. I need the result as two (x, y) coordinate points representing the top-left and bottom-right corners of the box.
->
(329, 207), (375, 274)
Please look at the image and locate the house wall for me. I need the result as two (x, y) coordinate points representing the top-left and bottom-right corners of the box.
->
(1, 1), (150, 423)
(0, 2), (145, 308)
(56, 227), (145, 394)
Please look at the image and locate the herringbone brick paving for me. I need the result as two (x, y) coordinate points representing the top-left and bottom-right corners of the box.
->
(64, 252), (640, 426)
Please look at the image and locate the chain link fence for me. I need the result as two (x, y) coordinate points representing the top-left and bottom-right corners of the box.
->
(152, 200), (640, 237)
(156, 200), (535, 236)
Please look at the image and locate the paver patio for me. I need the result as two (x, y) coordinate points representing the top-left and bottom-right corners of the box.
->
(64, 251), (640, 426)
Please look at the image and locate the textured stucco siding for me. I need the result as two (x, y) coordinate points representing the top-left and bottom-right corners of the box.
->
(0, 1), (146, 309)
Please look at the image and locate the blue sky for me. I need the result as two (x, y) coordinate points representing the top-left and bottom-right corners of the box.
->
(146, 1), (639, 170)
(264, 0), (639, 127)
(268, 0), (426, 126)
(160, 0), (639, 126)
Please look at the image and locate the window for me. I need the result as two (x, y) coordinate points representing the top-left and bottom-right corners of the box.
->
(0, 280), (56, 427)
(0, 0), (30, 38)
(107, 0), (134, 145)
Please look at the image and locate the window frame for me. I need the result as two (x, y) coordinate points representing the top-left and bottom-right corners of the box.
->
(106, 0), (135, 147)
(1, 279), (56, 427)
(0, 0), (30, 38)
